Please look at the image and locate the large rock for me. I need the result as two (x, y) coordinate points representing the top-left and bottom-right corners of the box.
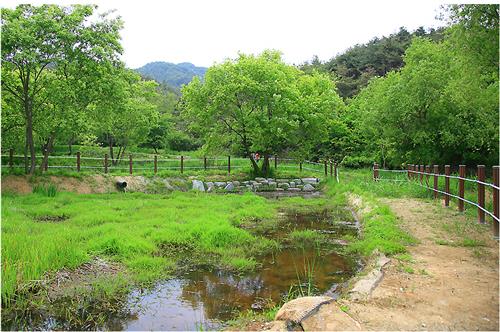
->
(276, 179), (290, 183)
(278, 183), (290, 190)
(232, 180), (240, 187)
(289, 182), (296, 188)
(255, 177), (266, 182)
(275, 296), (334, 323)
(301, 302), (362, 331)
(224, 183), (235, 191)
(303, 183), (315, 191)
(192, 180), (205, 192)
(214, 181), (226, 188)
(206, 182), (215, 192)
(302, 178), (319, 184)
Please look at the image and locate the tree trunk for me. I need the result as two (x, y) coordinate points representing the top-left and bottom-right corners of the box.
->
(108, 134), (115, 165)
(25, 99), (36, 174)
(248, 153), (260, 175)
(261, 155), (270, 176)
(68, 136), (74, 155)
(40, 132), (56, 171)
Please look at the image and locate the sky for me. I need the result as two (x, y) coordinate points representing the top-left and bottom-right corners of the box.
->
(2, 0), (455, 68)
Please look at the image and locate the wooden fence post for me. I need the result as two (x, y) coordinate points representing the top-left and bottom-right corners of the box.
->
(204, 157), (207, 171)
(373, 162), (379, 181)
(274, 155), (277, 169)
(493, 166), (499, 238)
(477, 165), (485, 224)
(458, 165), (465, 212)
(324, 160), (327, 176)
(407, 164), (411, 180)
(180, 156), (184, 174)
(104, 154), (108, 174)
(9, 148), (13, 170)
(154, 155), (157, 175)
(433, 165), (439, 199)
(129, 154), (133, 175)
(76, 152), (81, 172)
(299, 162), (302, 172)
(228, 155), (231, 174)
(330, 161), (333, 177)
(419, 165), (424, 184)
(444, 165), (450, 207)
(425, 165), (430, 187)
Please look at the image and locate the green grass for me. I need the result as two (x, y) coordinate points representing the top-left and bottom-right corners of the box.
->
(1, 190), (282, 306)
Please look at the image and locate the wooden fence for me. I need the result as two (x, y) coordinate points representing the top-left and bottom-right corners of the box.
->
(373, 162), (500, 238)
(2, 149), (340, 177)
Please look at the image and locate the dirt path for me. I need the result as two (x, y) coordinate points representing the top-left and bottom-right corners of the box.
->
(335, 198), (499, 331)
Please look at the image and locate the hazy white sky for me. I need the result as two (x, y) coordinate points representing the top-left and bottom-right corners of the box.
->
(3, 0), (455, 68)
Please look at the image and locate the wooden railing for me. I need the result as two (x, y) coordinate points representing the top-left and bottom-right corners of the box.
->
(373, 163), (500, 238)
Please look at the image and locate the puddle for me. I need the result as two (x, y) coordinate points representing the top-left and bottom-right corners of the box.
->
(6, 209), (360, 331)
(115, 210), (359, 331)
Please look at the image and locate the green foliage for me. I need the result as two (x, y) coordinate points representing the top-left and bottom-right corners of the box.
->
(346, 8), (498, 167)
(181, 50), (344, 175)
(32, 184), (58, 197)
(301, 26), (444, 99)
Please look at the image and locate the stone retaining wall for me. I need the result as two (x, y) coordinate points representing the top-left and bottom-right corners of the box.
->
(192, 177), (321, 193)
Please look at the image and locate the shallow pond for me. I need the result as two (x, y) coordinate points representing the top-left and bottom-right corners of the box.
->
(110, 209), (360, 331)
(4, 208), (360, 331)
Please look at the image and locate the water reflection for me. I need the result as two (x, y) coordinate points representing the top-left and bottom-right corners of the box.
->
(121, 211), (358, 331)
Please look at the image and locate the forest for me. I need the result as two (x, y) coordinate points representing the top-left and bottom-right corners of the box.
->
(1, 4), (498, 175)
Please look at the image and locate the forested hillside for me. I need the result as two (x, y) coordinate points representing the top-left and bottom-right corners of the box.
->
(301, 26), (444, 99)
(1, 4), (497, 174)
(136, 62), (207, 88)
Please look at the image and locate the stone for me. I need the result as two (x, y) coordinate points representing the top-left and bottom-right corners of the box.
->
(267, 320), (288, 331)
(302, 177), (319, 184)
(246, 185), (253, 190)
(297, 185), (304, 189)
(287, 188), (301, 192)
(289, 182), (296, 188)
(192, 180), (205, 192)
(349, 269), (383, 301)
(276, 188), (284, 191)
(242, 181), (250, 185)
(260, 179), (269, 185)
(224, 183), (235, 191)
(214, 181), (226, 188)
(275, 296), (334, 323)
(303, 184), (315, 191)
(276, 179), (290, 183)
(268, 182), (277, 189)
(293, 179), (302, 184)
(255, 177), (266, 182)
(232, 181), (240, 187)
(266, 178), (275, 182)
(301, 302), (362, 331)
(278, 183), (290, 189)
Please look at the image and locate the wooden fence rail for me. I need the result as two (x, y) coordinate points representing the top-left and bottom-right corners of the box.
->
(374, 163), (500, 238)
(2, 152), (341, 179)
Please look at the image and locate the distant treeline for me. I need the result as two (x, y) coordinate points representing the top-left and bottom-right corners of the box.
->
(2, 4), (498, 174)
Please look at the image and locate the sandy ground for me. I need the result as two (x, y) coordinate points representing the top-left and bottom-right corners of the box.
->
(335, 198), (499, 331)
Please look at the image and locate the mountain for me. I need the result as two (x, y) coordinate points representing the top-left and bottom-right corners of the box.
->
(135, 62), (207, 89)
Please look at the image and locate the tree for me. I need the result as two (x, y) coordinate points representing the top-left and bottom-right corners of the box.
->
(1, 4), (123, 173)
(94, 68), (160, 165)
(181, 50), (344, 176)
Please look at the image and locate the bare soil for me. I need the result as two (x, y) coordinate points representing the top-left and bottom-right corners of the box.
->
(1, 174), (118, 194)
(336, 198), (499, 331)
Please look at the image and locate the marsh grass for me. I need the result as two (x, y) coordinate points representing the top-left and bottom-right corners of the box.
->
(1, 191), (281, 308)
